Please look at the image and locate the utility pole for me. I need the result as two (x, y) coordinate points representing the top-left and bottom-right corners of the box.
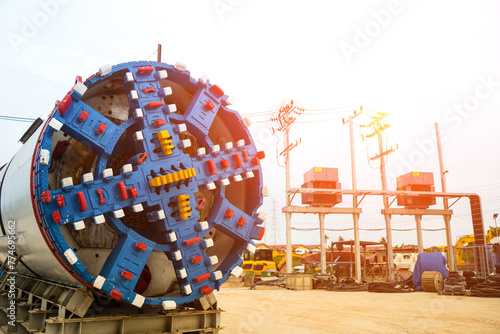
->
(284, 107), (292, 273)
(342, 108), (362, 281)
(364, 112), (397, 282)
(435, 123), (456, 271)
(494, 213), (498, 237)
(319, 213), (326, 274)
(157, 44), (162, 62)
(273, 101), (302, 273)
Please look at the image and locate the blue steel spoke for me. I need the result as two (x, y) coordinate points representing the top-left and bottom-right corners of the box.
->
(39, 170), (148, 227)
(95, 233), (155, 305)
(52, 101), (124, 156)
(208, 199), (264, 244)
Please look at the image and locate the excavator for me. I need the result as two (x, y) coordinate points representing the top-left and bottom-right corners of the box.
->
(275, 251), (303, 272)
(436, 230), (496, 267)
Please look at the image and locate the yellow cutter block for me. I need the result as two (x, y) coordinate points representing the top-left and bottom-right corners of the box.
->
(178, 194), (191, 220)
(149, 168), (196, 187)
(157, 130), (175, 156)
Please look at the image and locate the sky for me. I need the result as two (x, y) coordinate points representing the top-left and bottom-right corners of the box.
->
(0, 0), (499, 248)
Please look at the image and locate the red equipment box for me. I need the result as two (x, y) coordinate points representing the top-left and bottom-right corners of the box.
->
(304, 167), (339, 183)
(396, 171), (436, 209)
(301, 167), (342, 207)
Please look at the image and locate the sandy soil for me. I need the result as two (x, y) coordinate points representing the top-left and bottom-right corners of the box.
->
(214, 287), (500, 334)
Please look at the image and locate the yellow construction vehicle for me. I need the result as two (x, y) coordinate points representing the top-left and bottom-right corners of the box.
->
(275, 251), (303, 272)
(241, 249), (277, 276)
(435, 231), (495, 266)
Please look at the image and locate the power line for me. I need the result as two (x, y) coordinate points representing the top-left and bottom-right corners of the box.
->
(0, 115), (38, 123)
(292, 227), (445, 232)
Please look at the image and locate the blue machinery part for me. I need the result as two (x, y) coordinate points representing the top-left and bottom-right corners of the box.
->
(0, 61), (266, 309)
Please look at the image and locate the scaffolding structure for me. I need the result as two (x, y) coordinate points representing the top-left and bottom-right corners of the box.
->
(285, 187), (489, 279)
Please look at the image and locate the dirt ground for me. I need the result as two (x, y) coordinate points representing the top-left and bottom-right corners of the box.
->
(214, 286), (500, 333)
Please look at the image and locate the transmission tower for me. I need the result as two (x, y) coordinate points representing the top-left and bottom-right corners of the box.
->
(269, 198), (281, 245)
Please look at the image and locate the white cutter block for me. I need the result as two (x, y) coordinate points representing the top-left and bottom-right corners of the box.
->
(61, 177), (73, 188)
(212, 270), (223, 281)
(82, 173), (94, 183)
(40, 149), (50, 166)
(220, 178), (230, 186)
(103, 168), (113, 178)
(198, 74), (208, 85)
(258, 212), (268, 221)
(132, 204), (143, 213)
(206, 182), (216, 190)
(181, 284), (192, 295)
(134, 108), (144, 119)
(122, 164), (133, 174)
(174, 123), (187, 134)
(246, 171), (255, 179)
(94, 215), (105, 224)
(208, 255), (219, 266)
(134, 131), (144, 141)
(233, 175), (243, 182)
(222, 95), (235, 106)
(179, 139), (191, 149)
(177, 268), (187, 279)
(156, 210), (166, 220)
(166, 104), (177, 113)
(99, 64), (112, 76)
(246, 243), (256, 254)
(211, 145), (220, 153)
(73, 82), (87, 96)
(231, 266), (244, 278)
(161, 87), (173, 97)
(73, 220), (85, 230)
(167, 232), (177, 243)
(113, 209), (125, 218)
(129, 90), (139, 100)
(236, 139), (245, 147)
(225, 142), (233, 150)
(162, 300), (177, 310)
(48, 118), (63, 131)
(172, 250), (182, 261)
(243, 117), (252, 127)
(262, 186), (270, 197)
(157, 70), (168, 80)
(196, 221), (209, 231)
(203, 238), (214, 249)
(93, 275), (106, 289)
(174, 62), (187, 71)
(132, 294), (145, 308)
(124, 72), (134, 83)
(197, 147), (206, 156)
(64, 248), (78, 265)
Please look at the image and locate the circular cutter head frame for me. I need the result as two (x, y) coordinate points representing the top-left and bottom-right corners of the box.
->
(31, 61), (266, 308)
